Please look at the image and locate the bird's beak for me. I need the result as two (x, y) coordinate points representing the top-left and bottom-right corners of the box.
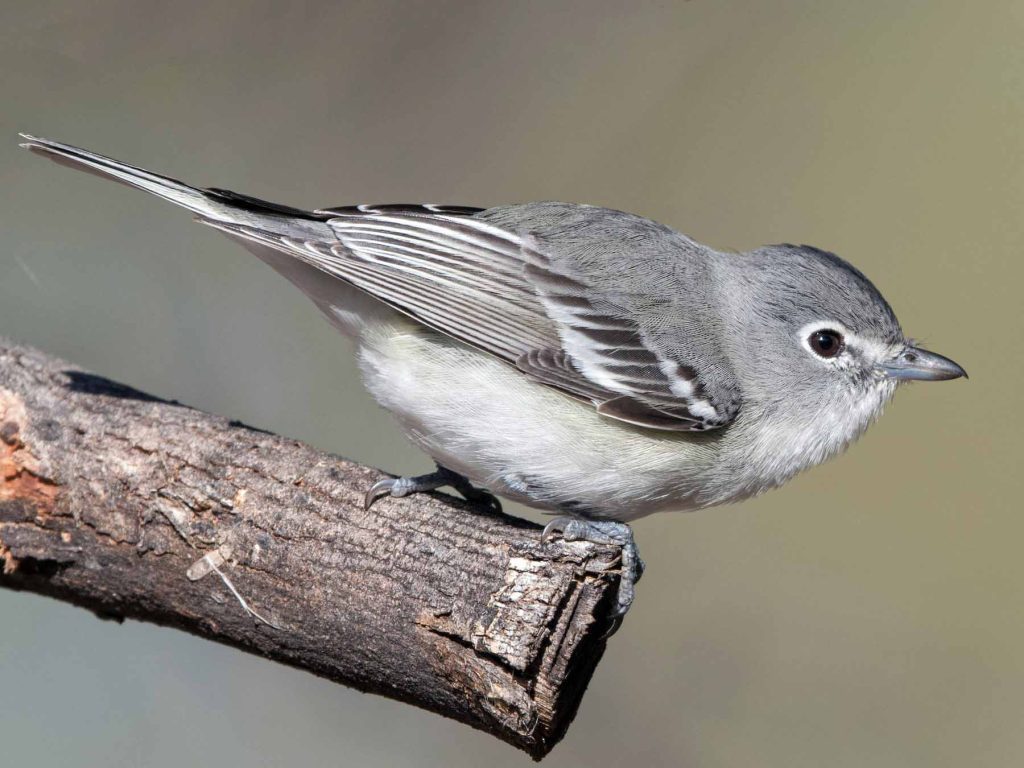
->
(878, 345), (968, 382)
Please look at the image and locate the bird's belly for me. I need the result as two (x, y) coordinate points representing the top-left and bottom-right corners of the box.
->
(357, 325), (718, 521)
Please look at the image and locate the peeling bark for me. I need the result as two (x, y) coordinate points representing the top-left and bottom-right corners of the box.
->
(0, 340), (624, 759)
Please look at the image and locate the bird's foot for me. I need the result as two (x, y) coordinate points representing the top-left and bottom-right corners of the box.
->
(364, 465), (502, 513)
(542, 517), (644, 636)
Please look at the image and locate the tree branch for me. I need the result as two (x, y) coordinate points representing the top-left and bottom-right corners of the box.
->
(0, 340), (624, 759)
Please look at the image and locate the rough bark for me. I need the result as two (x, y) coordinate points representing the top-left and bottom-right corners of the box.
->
(0, 340), (625, 759)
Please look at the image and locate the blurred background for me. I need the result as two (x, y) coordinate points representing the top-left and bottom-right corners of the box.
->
(1, 2), (1021, 766)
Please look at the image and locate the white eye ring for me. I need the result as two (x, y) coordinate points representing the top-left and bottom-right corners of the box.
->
(808, 329), (844, 358)
(797, 320), (853, 361)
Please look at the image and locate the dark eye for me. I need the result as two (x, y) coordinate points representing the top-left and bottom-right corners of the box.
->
(808, 329), (844, 358)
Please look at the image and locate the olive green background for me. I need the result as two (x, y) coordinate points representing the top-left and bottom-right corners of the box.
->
(1, 2), (1021, 766)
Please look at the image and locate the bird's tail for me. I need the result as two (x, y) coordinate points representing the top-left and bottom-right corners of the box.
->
(18, 134), (325, 229)
(20, 134), (394, 338)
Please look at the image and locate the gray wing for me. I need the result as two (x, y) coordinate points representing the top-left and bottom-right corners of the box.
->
(204, 201), (740, 431)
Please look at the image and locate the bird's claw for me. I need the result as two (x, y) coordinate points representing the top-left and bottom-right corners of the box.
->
(363, 466), (503, 513)
(542, 517), (643, 636)
(363, 477), (404, 510)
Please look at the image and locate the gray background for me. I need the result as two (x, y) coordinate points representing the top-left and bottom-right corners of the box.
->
(2, 2), (1021, 767)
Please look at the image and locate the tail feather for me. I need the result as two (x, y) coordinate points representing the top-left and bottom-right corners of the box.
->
(20, 133), (380, 337)
(18, 134), (327, 231)
(19, 134), (219, 216)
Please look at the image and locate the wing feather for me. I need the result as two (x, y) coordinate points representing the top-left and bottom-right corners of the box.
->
(524, 246), (732, 429)
(201, 204), (735, 431)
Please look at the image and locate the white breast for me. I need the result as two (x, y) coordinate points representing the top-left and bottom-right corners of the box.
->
(356, 322), (721, 521)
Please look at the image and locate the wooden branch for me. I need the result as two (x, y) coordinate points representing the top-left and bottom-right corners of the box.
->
(0, 340), (624, 759)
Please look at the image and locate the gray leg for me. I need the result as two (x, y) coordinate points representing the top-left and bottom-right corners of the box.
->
(444, 472), (503, 513)
(542, 517), (644, 636)
(364, 465), (502, 513)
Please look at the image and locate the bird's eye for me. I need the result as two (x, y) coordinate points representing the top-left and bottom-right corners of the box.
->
(808, 329), (844, 358)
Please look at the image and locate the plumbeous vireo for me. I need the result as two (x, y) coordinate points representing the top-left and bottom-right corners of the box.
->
(21, 135), (966, 627)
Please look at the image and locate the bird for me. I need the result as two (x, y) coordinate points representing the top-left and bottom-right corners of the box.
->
(20, 134), (966, 629)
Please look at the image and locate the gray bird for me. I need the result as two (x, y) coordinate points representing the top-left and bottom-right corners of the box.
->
(20, 135), (966, 628)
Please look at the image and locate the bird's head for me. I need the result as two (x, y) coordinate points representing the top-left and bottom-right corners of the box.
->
(722, 244), (966, 463)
